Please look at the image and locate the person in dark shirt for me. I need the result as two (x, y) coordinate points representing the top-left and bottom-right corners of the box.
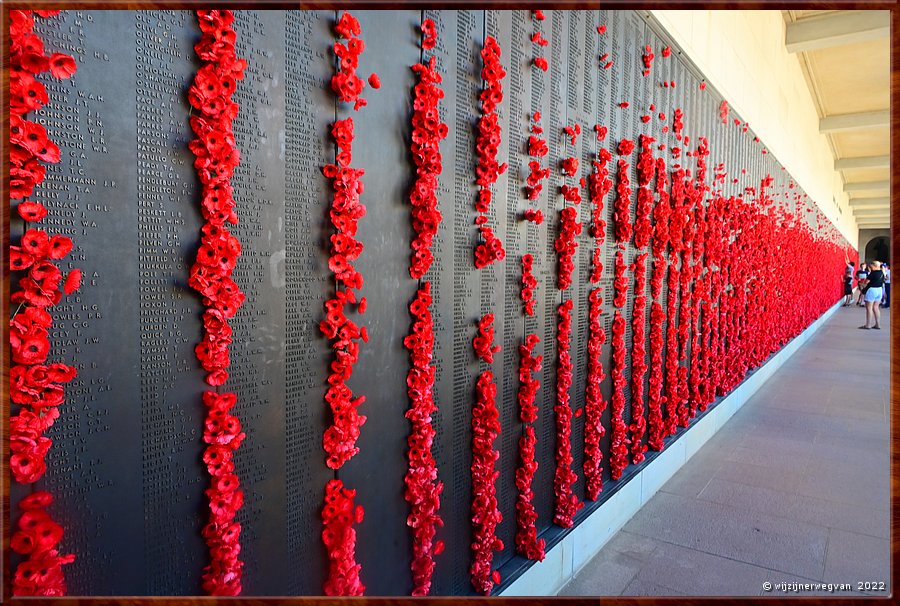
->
(855, 263), (869, 307)
(843, 261), (855, 306)
(859, 261), (884, 329)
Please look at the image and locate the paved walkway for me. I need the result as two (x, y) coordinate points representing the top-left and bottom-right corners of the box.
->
(559, 305), (891, 597)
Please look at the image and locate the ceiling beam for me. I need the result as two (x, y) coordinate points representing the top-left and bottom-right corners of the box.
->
(834, 155), (890, 170)
(854, 211), (889, 219)
(819, 110), (890, 134)
(849, 196), (890, 208)
(786, 10), (890, 53)
(844, 180), (890, 193)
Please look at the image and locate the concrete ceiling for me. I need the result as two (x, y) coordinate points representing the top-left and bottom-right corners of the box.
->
(783, 10), (891, 230)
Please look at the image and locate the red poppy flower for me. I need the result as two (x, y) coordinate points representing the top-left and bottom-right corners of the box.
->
(48, 53), (76, 79)
(17, 201), (48, 222)
(20, 229), (49, 257)
(18, 491), (54, 511)
(11, 452), (47, 484)
(47, 235), (72, 260)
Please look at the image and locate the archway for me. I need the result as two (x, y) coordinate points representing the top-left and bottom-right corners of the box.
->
(865, 236), (890, 265)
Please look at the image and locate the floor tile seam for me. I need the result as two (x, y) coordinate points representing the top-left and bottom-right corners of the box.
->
(619, 574), (687, 597)
(683, 488), (867, 542)
(618, 528), (827, 583)
(559, 551), (643, 596)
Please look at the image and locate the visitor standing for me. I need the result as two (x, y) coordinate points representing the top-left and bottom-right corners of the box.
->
(843, 261), (855, 306)
(855, 262), (869, 307)
(859, 261), (884, 330)
(880, 263), (890, 308)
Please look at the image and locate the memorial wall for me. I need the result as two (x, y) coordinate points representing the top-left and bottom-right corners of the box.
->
(9, 9), (853, 597)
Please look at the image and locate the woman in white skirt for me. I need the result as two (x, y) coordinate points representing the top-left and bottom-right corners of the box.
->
(859, 260), (885, 330)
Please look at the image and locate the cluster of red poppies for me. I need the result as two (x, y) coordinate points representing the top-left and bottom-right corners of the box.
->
(587, 147), (613, 283)
(474, 36), (508, 270)
(10, 258), (79, 482)
(198, 390), (245, 595)
(524, 113), (550, 201)
(644, 160), (671, 447)
(641, 44), (655, 76)
(517, 334), (542, 424)
(421, 18), (437, 50)
(520, 254), (538, 316)
(523, 208), (544, 224)
(673, 108), (685, 140)
(613, 157), (633, 244)
(10, 10), (75, 203)
(561, 184), (582, 205)
(555, 119), (583, 291)
(10, 492), (74, 596)
(646, 297), (667, 451)
(531, 12), (549, 71)
(473, 313), (501, 363)
(470, 370), (503, 595)
(662, 264), (683, 438)
(187, 9), (247, 388)
(583, 288), (607, 500)
(189, 225), (245, 387)
(560, 156), (579, 176)
(676, 250), (694, 427)
(403, 24), (446, 595)
(525, 162), (550, 201)
(320, 285), (367, 469)
(668, 168), (688, 255)
(674, 183), (694, 427)
(515, 424), (545, 561)
(687, 149), (711, 417)
(531, 31), (549, 47)
(321, 12), (376, 595)
(613, 250), (628, 308)
(652, 158), (671, 260)
(9, 10), (79, 597)
(185, 12), (249, 594)
(409, 55), (448, 279)
(633, 135), (655, 249)
(629, 254), (649, 464)
(719, 100), (730, 124)
(331, 12), (370, 111)
(553, 300), (582, 527)
(402, 282), (445, 596)
(609, 311), (630, 480)
(322, 479), (365, 595)
(514, 334), (544, 561)
(554, 207), (582, 290)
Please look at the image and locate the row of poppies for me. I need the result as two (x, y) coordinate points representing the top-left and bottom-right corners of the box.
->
(9, 9), (80, 597)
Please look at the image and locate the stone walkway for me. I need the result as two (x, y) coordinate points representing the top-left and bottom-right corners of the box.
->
(559, 305), (891, 597)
